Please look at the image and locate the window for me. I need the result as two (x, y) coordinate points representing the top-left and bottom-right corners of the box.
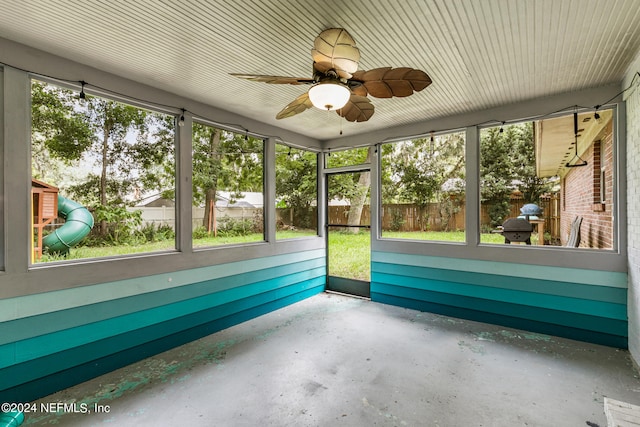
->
(275, 144), (318, 239)
(380, 131), (466, 242)
(593, 140), (608, 206)
(600, 168), (607, 204)
(31, 80), (176, 263)
(192, 123), (264, 247)
(325, 147), (374, 233)
(480, 109), (615, 250)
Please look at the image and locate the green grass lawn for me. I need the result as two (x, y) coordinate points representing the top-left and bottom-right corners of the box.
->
(193, 233), (265, 248)
(38, 230), (539, 283)
(276, 229), (319, 239)
(37, 229), (318, 262)
(328, 231), (371, 281)
(39, 240), (177, 262)
(383, 230), (540, 245)
(327, 230), (541, 281)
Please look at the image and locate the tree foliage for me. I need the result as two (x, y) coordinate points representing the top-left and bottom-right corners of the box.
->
(192, 123), (263, 232)
(31, 81), (175, 239)
(31, 80), (555, 245)
(480, 122), (553, 227)
(275, 145), (317, 228)
(381, 133), (465, 230)
(325, 147), (373, 228)
(31, 81), (93, 182)
(326, 147), (371, 204)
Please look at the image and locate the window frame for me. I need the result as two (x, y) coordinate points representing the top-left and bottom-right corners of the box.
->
(372, 105), (626, 272)
(0, 63), (627, 301)
(190, 118), (267, 250)
(274, 142), (319, 240)
(29, 77), (180, 265)
(0, 67), (326, 300)
(476, 108), (618, 252)
(601, 167), (607, 204)
(378, 129), (466, 244)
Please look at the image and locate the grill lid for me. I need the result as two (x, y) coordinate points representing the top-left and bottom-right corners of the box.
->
(520, 203), (542, 216)
(502, 218), (533, 232)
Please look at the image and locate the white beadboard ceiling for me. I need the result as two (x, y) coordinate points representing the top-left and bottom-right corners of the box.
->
(1, 0), (640, 141)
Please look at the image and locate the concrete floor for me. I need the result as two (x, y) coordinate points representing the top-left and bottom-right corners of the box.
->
(25, 292), (640, 426)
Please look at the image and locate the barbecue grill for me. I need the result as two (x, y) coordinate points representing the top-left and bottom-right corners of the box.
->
(501, 218), (533, 244)
(518, 203), (542, 220)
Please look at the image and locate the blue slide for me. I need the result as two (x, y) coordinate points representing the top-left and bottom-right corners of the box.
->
(43, 195), (94, 254)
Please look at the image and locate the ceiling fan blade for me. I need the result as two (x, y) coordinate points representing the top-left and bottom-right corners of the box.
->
(336, 95), (375, 122)
(230, 74), (314, 85)
(311, 28), (360, 79)
(351, 67), (432, 98)
(276, 92), (313, 119)
(349, 83), (368, 97)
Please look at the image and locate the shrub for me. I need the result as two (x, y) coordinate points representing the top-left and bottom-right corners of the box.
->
(488, 200), (511, 227)
(140, 223), (175, 242)
(389, 208), (405, 231)
(84, 206), (144, 246)
(217, 216), (254, 237)
(192, 225), (211, 239)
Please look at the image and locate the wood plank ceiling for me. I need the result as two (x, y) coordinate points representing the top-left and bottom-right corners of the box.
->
(0, 0), (640, 141)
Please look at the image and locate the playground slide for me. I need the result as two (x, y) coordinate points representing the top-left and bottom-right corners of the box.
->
(43, 195), (94, 254)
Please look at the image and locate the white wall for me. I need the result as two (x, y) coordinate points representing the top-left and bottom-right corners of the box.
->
(625, 53), (640, 366)
(129, 206), (261, 230)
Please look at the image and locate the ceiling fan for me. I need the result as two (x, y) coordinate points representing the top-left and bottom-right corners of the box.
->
(230, 28), (432, 123)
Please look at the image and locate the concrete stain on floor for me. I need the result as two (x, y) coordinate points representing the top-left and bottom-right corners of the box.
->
(25, 313), (299, 425)
(361, 396), (409, 426)
(25, 293), (640, 426)
(458, 339), (487, 355)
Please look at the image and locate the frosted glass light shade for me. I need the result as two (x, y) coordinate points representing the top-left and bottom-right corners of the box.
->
(308, 81), (350, 111)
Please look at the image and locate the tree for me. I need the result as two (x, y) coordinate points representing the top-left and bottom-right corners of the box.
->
(31, 81), (93, 182)
(383, 133), (465, 231)
(193, 125), (222, 233)
(511, 123), (551, 203)
(346, 147), (373, 230)
(481, 127), (514, 227)
(275, 145), (317, 229)
(192, 124), (263, 233)
(32, 81), (175, 240)
(326, 147), (372, 231)
(91, 99), (144, 217)
(480, 122), (553, 227)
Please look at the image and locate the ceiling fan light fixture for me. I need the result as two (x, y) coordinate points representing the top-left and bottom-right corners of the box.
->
(308, 81), (350, 111)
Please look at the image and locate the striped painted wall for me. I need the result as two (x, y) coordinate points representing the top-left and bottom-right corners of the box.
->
(0, 249), (325, 402)
(371, 251), (628, 348)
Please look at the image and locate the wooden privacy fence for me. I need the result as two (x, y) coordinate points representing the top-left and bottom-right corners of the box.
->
(319, 193), (561, 239)
(380, 203), (464, 231)
(323, 203), (465, 231)
(273, 193), (561, 239)
(487, 194), (560, 240)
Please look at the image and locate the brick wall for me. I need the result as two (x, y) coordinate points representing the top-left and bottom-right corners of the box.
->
(561, 120), (614, 248)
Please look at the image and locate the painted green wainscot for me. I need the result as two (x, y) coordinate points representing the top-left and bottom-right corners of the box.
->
(0, 249), (325, 402)
(371, 251), (627, 348)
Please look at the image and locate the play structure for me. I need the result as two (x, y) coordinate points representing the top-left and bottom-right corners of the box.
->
(32, 179), (94, 259)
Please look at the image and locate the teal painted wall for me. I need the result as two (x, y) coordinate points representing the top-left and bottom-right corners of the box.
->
(371, 251), (628, 348)
(0, 249), (325, 402)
